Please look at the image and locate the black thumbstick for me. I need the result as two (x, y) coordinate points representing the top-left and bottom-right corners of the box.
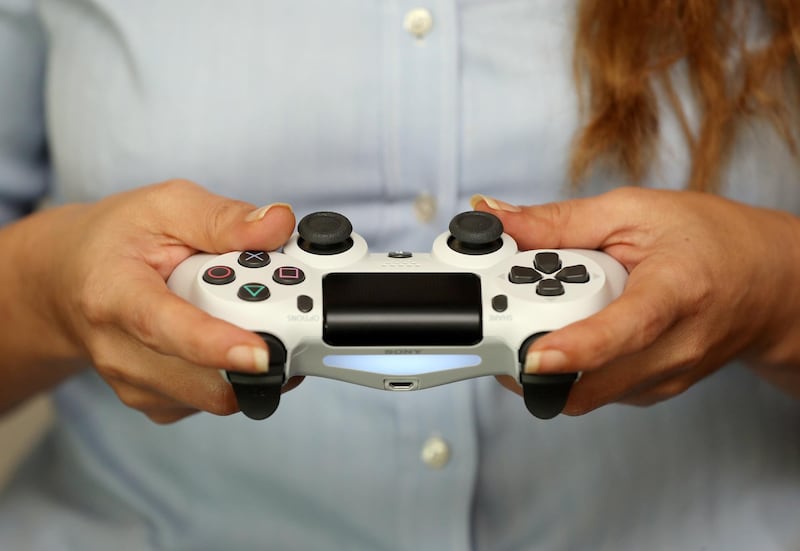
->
(297, 211), (354, 255)
(447, 211), (504, 255)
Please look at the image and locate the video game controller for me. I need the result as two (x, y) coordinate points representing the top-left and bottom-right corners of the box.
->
(167, 210), (628, 420)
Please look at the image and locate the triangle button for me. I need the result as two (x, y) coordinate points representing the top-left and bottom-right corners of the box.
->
(237, 283), (270, 302)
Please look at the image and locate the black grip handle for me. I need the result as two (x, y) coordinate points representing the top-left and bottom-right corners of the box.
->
(227, 333), (287, 420)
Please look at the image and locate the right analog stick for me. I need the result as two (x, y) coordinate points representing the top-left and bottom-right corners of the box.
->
(447, 211), (504, 255)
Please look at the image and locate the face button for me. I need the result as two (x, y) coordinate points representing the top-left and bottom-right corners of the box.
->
(273, 266), (306, 285)
(509, 266), (543, 284)
(491, 294), (508, 313)
(237, 283), (270, 302)
(297, 295), (314, 313)
(238, 251), (271, 269)
(556, 265), (590, 284)
(537, 278), (565, 297)
(534, 252), (562, 274)
(203, 265), (236, 285)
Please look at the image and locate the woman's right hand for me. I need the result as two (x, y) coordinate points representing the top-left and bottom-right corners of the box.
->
(8, 179), (297, 423)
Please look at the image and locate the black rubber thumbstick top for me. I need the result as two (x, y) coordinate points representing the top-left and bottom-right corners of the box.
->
(297, 211), (354, 255)
(447, 211), (504, 255)
(298, 211), (352, 245)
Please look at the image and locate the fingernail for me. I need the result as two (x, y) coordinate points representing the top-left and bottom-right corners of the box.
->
(227, 345), (269, 373)
(245, 202), (293, 222)
(469, 194), (522, 213)
(525, 350), (569, 374)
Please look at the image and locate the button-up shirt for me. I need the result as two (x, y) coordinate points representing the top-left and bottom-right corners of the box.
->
(1, 1), (799, 549)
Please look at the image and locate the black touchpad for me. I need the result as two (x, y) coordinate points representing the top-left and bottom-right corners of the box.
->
(322, 273), (482, 346)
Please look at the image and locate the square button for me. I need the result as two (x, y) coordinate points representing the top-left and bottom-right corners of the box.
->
(273, 266), (306, 285)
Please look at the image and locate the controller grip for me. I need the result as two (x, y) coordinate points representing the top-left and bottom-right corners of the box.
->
(227, 333), (287, 420)
(519, 372), (577, 420)
(518, 333), (577, 419)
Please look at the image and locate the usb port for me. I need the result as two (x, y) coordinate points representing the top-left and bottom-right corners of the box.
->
(384, 379), (419, 391)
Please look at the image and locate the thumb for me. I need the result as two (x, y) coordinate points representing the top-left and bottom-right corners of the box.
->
(150, 180), (296, 253)
(470, 191), (624, 251)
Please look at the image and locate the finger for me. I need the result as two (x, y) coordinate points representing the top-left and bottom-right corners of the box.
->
(616, 377), (696, 408)
(108, 353), (300, 415)
(560, 323), (714, 415)
(472, 187), (666, 256)
(95, 336), (242, 415)
(497, 362), (677, 416)
(282, 376), (305, 393)
(90, 261), (272, 374)
(616, 362), (720, 408)
(143, 179), (296, 253)
(105, 376), (189, 412)
(108, 378), (204, 423)
(563, 359), (682, 415)
(146, 408), (202, 425)
(495, 375), (523, 396)
(471, 191), (619, 250)
(524, 264), (684, 375)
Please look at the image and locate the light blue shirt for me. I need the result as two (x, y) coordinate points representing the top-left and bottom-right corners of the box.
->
(1, 1), (799, 550)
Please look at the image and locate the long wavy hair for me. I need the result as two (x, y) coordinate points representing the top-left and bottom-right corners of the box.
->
(571, 0), (800, 190)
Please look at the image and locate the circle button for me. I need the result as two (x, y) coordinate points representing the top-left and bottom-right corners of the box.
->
(203, 265), (236, 285)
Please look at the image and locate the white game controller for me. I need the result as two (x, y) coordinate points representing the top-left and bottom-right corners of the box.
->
(167, 211), (628, 420)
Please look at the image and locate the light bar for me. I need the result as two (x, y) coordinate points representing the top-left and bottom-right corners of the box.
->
(322, 354), (482, 376)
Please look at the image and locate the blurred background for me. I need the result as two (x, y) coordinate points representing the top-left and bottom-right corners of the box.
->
(0, 397), (52, 489)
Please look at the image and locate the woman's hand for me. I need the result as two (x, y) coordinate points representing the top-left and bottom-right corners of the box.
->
(474, 187), (800, 415)
(6, 179), (299, 423)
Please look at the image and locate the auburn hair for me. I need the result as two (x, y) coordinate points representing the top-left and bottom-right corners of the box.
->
(571, 0), (800, 191)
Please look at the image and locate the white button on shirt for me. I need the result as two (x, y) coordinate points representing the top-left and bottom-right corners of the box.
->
(420, 436), (451, 469)
(404, 8), (434, 39)
(413, 191), (438, 223)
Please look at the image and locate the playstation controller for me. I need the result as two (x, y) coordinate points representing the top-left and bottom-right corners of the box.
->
(167, 210), (628, 420)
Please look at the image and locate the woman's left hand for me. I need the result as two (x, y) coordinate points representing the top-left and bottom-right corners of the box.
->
(474, 187), (800, 415)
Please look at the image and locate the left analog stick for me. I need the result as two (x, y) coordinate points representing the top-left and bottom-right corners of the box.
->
(297, 211), (354, 255)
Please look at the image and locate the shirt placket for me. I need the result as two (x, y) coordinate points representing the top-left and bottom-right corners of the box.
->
(382, 0), (460, 230)
(381, 3), (477, 549)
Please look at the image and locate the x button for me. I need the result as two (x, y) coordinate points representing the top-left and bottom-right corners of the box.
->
(238, 250), (271, 268)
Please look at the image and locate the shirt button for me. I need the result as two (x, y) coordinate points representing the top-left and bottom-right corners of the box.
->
(404, 8), (434, 39)
(420, 436), (451, 469)
(414, 192), (437, 223)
